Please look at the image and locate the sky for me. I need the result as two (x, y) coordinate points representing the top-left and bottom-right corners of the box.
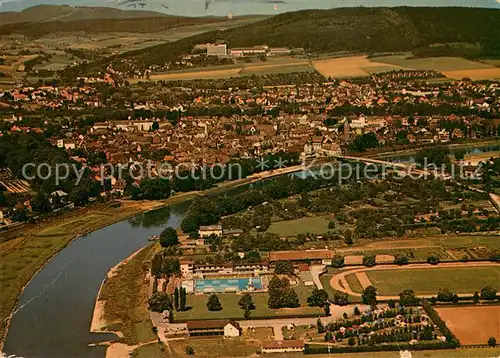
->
(0, 0), (498, 17)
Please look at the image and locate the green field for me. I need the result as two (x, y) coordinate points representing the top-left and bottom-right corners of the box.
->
(361, 266), (500, 296)
(175, 285), (322, 321)
(345, 273), (364, 293)
(267, 216), (330, 236)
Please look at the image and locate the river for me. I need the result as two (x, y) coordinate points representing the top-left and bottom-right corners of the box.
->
(2, 203), (189, 358)
(2, 143), (499, 357)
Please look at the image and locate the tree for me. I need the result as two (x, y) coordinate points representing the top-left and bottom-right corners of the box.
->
(174, 287), (180, 311)
(180, 287), (187, 311)
(238, 293), (255, 311)
(399, 289), (419, 306)
(148, 292), (172, 312)
(274, 261), (294, 275)
(333, 291), (348, 306)
(362, 254), (376, 267)
(362, 286), (377, 308)
(490, 250), (500, 262)
(353, 306), (361, 315)
(317, 318), (324, 333)
(427, 255), (440, 265)
(168, 309), (174, 323)
(268, 276), (300, 309)
(324, 331), (333, 342)
(207, 294), (222, 311)
(473, 291), (480, 304)
(307, 288), (329, 307)
(244, 308), (251, 319)
(348, 337), (356, 346)
(160, 227), (179, 247)
(331, 254), (345, 268)
(323, 303), (330, 316)
(488, 337), (497, 347)
(480, 286), (497, 301)
(454, 149), (466, 161)
(394, 253), (409, 265)
(437, 288), (454, 302)
(328, 220), (336, 229)
(388, 299), (396, 308)
(185, 345), (195, 355)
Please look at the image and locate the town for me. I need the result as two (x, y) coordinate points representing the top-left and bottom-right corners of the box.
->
(1, 3), (500, 358)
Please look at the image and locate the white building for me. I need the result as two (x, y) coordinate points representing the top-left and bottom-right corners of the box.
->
(180, 260), (194, 276)
(230, 46), (267, 57)
(207, 44), (227, 57)
(262, 340), (305, 353)
(198, 225), (223, 237)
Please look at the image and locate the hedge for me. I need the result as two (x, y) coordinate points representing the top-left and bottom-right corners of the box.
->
(421, 299), (459, 346)
(304, 341), (459, 354)
(173, 312), (327, 323)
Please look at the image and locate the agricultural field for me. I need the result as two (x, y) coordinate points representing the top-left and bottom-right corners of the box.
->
(370, 55), (500, 80)
(362, 266), (500, 296)
(266, 216), (331, 236)
(174, 283), (322, 321)
(137, 57), (314, 82)
(435, 306), (500, 346)
(312, 56), (403, 78)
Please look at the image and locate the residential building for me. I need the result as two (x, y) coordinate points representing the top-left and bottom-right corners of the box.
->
(186, 320), (241, 337)
(261, 340), (305, 353)
(180, 260), (194, 276)
(198, 225), (223, 237)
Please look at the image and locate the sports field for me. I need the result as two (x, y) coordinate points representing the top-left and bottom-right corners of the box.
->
(362, 266), (500, 296)
(436, 306), (500, 346)
(266, 216), (330, 236)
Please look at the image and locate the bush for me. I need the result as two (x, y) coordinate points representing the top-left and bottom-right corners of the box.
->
(185, 346), (195, 355)
(348, 337), (356, 346)
(207, 294), (222, 311)
(421, 299), (459, 345)
(488, 337), (497, 347)
(331, 254), (345, 268)
(362, 254), (376, 267)
(427, 255), (440, 265)
(160, 227), (179, 247)
(480, 286), (497, 301)
(394, 253), (409, 265)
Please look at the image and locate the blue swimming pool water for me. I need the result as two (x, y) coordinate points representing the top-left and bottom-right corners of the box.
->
(196, 277), (262, 292)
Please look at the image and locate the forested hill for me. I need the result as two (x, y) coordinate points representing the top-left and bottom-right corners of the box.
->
(222, 7), (500, 56)
(61, 7), (500, 79)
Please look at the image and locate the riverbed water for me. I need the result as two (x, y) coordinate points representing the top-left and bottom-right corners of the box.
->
(2, 143), (498, 357)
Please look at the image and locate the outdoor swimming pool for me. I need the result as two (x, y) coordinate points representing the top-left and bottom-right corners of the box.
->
(195, 277), (262, 293)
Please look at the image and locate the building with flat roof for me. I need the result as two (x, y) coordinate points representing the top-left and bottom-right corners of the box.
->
(207, 44), (227, 57)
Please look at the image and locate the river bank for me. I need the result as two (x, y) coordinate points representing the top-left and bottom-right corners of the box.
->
(0, 195), (193, 350)
(370, 138), (500, 159)
(93, 243), (159, 358)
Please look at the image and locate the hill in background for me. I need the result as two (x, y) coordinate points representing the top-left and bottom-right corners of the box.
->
(95, 7), (500, 72)
(0, 4), (168, 24)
